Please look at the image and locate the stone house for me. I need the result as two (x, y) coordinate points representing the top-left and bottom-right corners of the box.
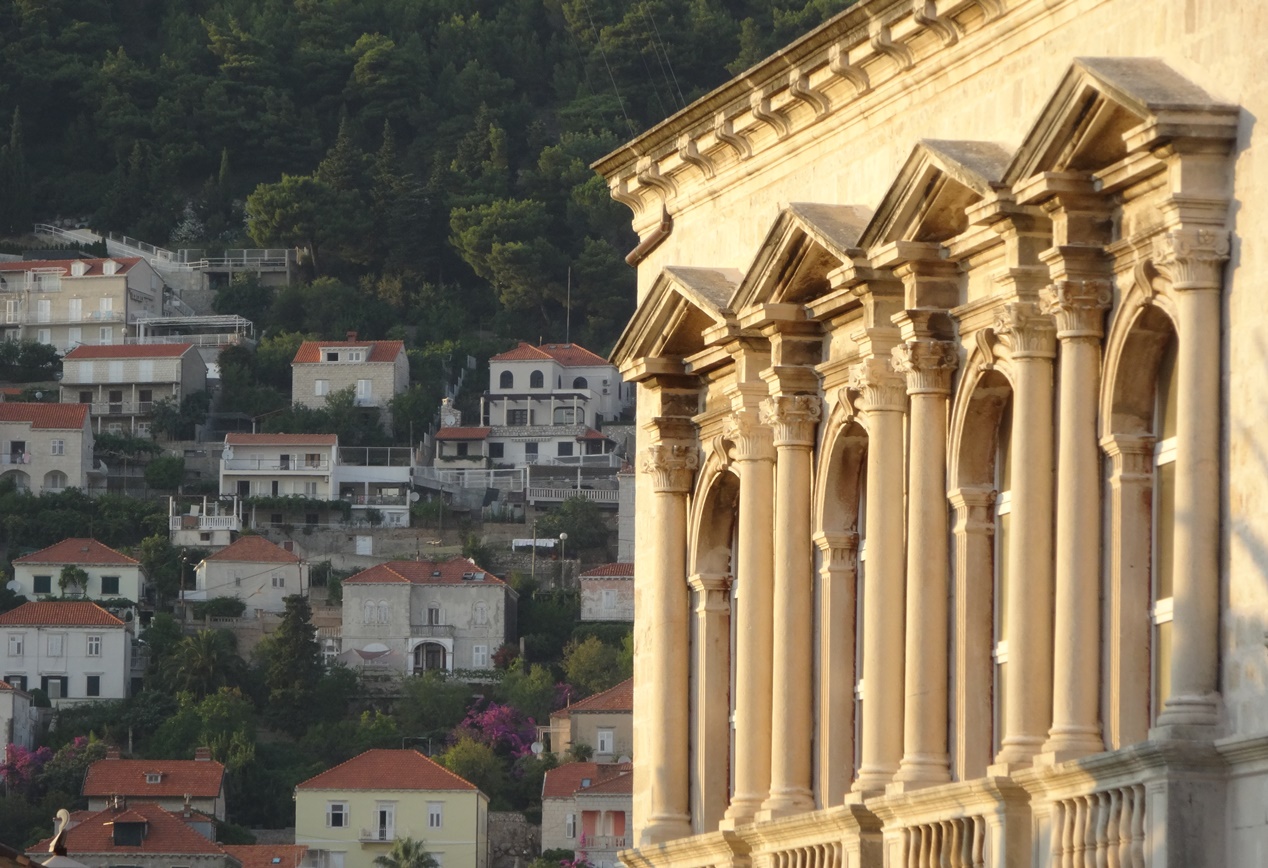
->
(59, 342), (206, 436)
(29, 802), (231, 868)
(578, 563), (633, 622)
(547, 678), (632, 762)
(83, 747), (228, 820)
(0, 402), (103, 493)
(189, 535), (307, 616)
(291, 336), (408, 430)
(12, 538), (144, 602)
(540, 762), (631, 868)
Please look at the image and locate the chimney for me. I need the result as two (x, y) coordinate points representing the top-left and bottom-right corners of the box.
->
(183, 793), (192, 818)
(194, 747), (211, 762)
(346, 330), (357, 342)
(106, 747), (121, 760)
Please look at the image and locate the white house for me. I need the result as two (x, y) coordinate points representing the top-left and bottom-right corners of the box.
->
(12, 538), (144, 602)
(0, 402), (105, 494)
(0, 601), (131, 704)
(0, 681), (34, 751)
(190, 535), (307, 616)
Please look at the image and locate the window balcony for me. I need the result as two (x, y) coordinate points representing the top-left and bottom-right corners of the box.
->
(358, 828), (395, 843)
(409, 623), (455, 639)
(223, 457), (330, 472)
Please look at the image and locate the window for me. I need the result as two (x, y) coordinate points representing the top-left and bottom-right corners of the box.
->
(356, 379), (372, 401)
(566, 814), (576, 839)
(557, 441), (574, 457)
(529, 370), (544, 388)
(315, 379), (329, 397)
(326, 802), (349, 828)
(6, 676), (25, 691)
(427, 606), (441, 626)
(99, 326), (113, 343)
(601, 589), (616, 611)
(108, 361), (124, 382)
(304, 481), (318, 498)
(272, 575), (286, 588)
(86, 675), (100, 697)
(138, 361), (154, 381)
(572, 377), (588, 389)
(305, 453), (322, 468)
(67, 327), (81, 346)
(37, 329), (51, 345)
(488, 442), (504, 459)
(993, 404), (1013, 754)
(525, 442), (538, 459)
(68, 298), (82, 321)
(507, 409), (529, 425)
(1152, 338), (1178, 721)
(427, 802), (443, 829)
(474, 602), (488, 626)
(456, 442), (469, 457)
(36, 299), (50, 323)
(305, 513), (319, 526)
(87, 635), (102, 657)
(33, 576), (51, 595)
(47, 634), (64, 657)
(7, 634), (23, 656)
(375, 803), (395, 840)
(146, 773), (162, 784)
(472, 645), (488, 668)
(499, 371), (513, 389)
(597, 728), (614, 754)
(100, 576), (120, 595)
(554, 407), (580, 425)
(364, 600), (378, 624)
(50, 439), (64, 456)
(79, 391), (92, 404)
(347, 350), (364, 362)
(41, 676), (66, 699)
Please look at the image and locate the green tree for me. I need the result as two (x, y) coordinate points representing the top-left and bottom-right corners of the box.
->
(536, 496), (611, 552)
(561, 635), (626, 697)
(258, 594), (323, 734)
(498, 663), (557, 724)
(58, 565), (88, 597)
(373, 836), (439, 868)
(144, 454), (185, 492)
(138, 535), (183, 605)
(163, 630), (243, 698)
(396, 672), (472, 742)
(439, 738), (506, 807)
(246, 174), (347, 274)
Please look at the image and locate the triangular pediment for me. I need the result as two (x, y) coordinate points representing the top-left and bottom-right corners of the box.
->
(609, 266), (742, 375)
(859, 140), (1011, 250)
(1004, 57), (1238, 185)
(729, 203), (872, 313)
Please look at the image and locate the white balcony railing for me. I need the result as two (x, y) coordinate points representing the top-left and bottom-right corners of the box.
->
(223, 458), (329, 471)
(170, 515), (241, 532)
(528, 487), (618, 504)
(358, 828), (394, 843)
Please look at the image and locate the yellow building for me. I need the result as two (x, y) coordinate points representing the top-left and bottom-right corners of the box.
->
(598, 0), (1268, 865)
(294, 749), (488, 868)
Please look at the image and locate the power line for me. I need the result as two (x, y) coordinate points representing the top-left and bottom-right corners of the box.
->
(641, 3), (686, 109)
(579, 0), (637, 137)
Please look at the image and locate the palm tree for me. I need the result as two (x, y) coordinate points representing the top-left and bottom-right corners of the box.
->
(163, 629), (241, 697)
(374, 837), (439, 868)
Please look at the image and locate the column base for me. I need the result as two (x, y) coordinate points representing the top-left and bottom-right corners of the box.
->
(720, 794), (764, 829)
(887, 754), (951, 793)
(755, 787), (814, 821)
(851, 764), (898, 796)
(1039, 725), (1104, 762)
(993, 734), (1044, 768)
(1152, 692), (1220, 738)
(637, 813), (693, 847)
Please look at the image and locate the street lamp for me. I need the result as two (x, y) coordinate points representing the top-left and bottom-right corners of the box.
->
(530, 519), (538, 581)
(559, 532), (568, 562)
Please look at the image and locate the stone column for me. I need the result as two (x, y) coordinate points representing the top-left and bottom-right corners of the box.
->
(638, 441), (697, 845)
(849, 358), (908, 793)
(758, 395), (820, 817)
(814, 531), (859, 807)
(950, 486), (996, 779)
(1039, 280), (1111, 758)
(994, 303), (1057, 767)
(891, 339), (957, 786)
(689, 571), (731, 833)
(721, 407), (776, 824)
(1154, 227), (1230, 734)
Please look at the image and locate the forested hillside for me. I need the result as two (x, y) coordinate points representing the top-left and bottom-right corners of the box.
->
(0, 0), (852, 352)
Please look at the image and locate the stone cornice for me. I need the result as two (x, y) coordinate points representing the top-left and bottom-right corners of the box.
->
(593, 0), (1018, 223)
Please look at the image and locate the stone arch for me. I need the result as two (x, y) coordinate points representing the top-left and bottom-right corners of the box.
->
(1, 469), (30, 492)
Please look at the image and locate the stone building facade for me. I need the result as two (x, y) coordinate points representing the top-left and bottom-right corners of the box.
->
(599, 0), (1268, 866)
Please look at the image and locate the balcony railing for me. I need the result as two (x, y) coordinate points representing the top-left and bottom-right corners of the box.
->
(224, 458), (330, 471)
(410, 623), (455, 638)
(1, 454), (31, 465)
(341, 494), (409, 507)
(85, 401), (155, 416)
(358, 828), (394, 843)
(528, 487), (618, 504)
(338, 447), (415, 467)
(578, 835), (627, 851)
(170, 515), (241, 531)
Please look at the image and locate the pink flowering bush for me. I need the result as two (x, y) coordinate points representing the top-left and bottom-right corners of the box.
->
(453, 701), (536, 758)
(0, 743), (53, 794)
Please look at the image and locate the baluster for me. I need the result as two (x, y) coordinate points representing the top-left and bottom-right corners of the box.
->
(1062, 799), (1077, 868)
(1116, 788), (1132, 868)
(947, 819), (963, 868)
(940, 821), (954, 868)
(1128, 786), (1145, 868)
(972, 816), (985, 868)
(1095, 792), (1110, 868)
(917, 825), (930, 868)
(1105, 790), (1122, 868)
(1082, 796), (1098, 868)
(1050, 801), (1066, 868)
(902, 829), (914, 868)
(1073, 799), (1088, 868)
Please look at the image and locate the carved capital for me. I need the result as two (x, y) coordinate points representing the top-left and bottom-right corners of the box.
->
(813, 530), (859, 568)
(1039, 279), (1112, 340)
(847, 357), (908, 413)
(723, 408), (775, 462)
(642, 443), (699, 493)
(891, 339), (958, 395)
(949, 487), (997, 535)
(1153, 228), (1230, 291)
(1101, 433), (1156, 483)
(759, 394), (821, 447)
(993, 302), (1056, 359)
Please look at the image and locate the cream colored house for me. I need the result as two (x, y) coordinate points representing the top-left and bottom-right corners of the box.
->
(291, 336), (408, 429)
(60, 342), (206, 436)
(548, 678), (632, 763)
(0, 601), (130, 704)
(220, 433), (339, 526)
(189, 535), (307, 616)
(294, 749), (488, 868)
(541, 762), (631, 868)
(601, 0), (1268, 865)
(0, 257), (163, 351)
(12, 538), (144, 602)
(0, 402), (103, 493)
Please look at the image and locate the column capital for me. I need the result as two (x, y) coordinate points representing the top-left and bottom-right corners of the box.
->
(891, 339), (958, 395)
(687, 572), (732, 594)
(812, 530), (859, 564)
(723, 407), (776, 461)
(948, 486), (997, 534)
(847, 357), (908, 413)
(993, 302), (1057, 359)
(642, 443), (699, 493)
(1039, 279), (1112, 340)
(759, 394), (821, 446)
(1101, 432), (1156, 482)
(1154, 227), (1230, 291)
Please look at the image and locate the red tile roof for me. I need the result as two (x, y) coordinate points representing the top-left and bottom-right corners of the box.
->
(566, 678), (633, 714)
(491, 342), (609, 366)
(64, 344), (193, 360)
(0, 602), (124, 627)
(542, 762), (632, 799)
(16, 538), (139, 567)
(0, 257), (142, 276)
(224, 433), (337, 446)
(435, 427), (491, 440)
(578, 428), (610, 441)
(83, 757), (226, 798)
(204, 535), (300, 564)
(577, 771), (633, 796)
(580, 563), (634, 579)
(224, 844), (310, 868)
(293, 340), (404, 364)
(345, 556), (506, 587)
(29, 802), (223, 856)
(296, 749), (478, 791)
(0, 402), (89, 429)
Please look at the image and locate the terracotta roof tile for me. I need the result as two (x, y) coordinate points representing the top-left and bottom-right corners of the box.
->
(224, 844), (310, 868)
(0, 257), (142, 277)
(435, 427), (491, 440)
(576, 771), (632, 796)
(0, 402), (89, 429)
(29, 803), (223, 856)
(15, 538), (139, 567)
(566, 678), (633, 714)
(83, 757), (226, 798)
(296, 749), (478, 791)
(64, 344), (193, 359)
(0, 601), (124, 627)
(204, 535), (300, 564)
(345, 556), (506, 587)
(578, 428), (610, 441)
(490, 342), (609, 366)
(542, 762), (632, 799)
(293, 340), (404, 364)
(580, 563), (634, 579)
(224, 433), (337, 446)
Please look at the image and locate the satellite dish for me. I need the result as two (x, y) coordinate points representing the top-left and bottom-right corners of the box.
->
(530, 741), (544, 756)
(5, 580), (22, 593)
(222, 446), (234, 460)
(409, 492), (421, 502)
(617, 755), (631, 764)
